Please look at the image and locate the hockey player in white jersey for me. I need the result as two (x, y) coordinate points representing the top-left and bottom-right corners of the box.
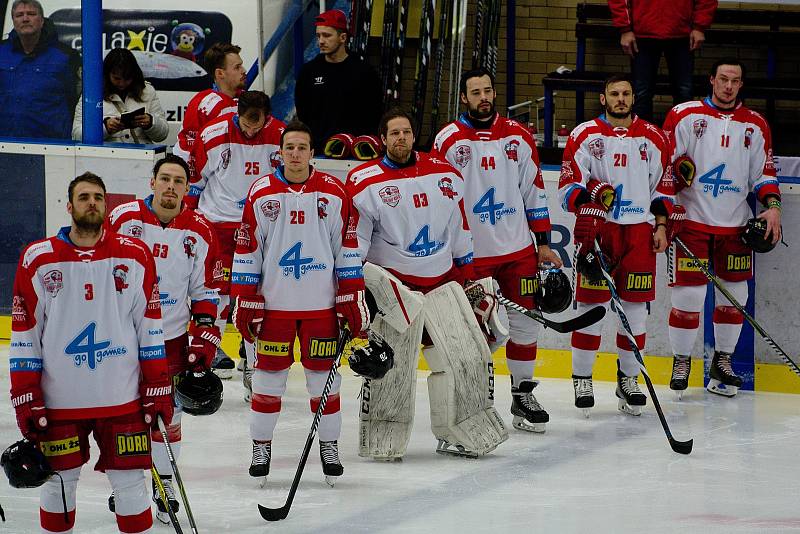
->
(559, 74), (681, 416)
(663, 59), (782, 398)
(230, 121), (369, 486)
(347, 108), (508, 459)
(10, 173), (172, 533)
(434, 67), (564, 433)
(106, 155), (222, 522)
(190, 90), (286, 378)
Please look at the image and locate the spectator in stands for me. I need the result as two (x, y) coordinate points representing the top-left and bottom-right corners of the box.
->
(0, 0), (81, 140)
(608, 0), (718, 122)
(72, 48), (168, 144)
(295, 9), (382, 154)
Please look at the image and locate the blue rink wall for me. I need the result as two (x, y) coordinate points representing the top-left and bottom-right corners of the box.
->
(0, 146), (798, 394)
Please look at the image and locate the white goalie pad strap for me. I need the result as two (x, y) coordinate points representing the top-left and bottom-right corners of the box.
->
(422, 282), (508, 455)
(364, 262), (425, 333)
(474, 277), (511, 352)
(358, 314), (424, 459)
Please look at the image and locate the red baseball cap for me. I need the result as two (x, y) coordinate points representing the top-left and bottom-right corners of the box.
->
(315, 9), (348, 32)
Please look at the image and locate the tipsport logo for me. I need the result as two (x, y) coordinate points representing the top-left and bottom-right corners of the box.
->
(65, 323), (127, 370)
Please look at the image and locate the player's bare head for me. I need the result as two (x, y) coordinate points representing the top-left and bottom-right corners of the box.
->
(601, 74), (634, 119)
(280, 121), (314, 170)
(205, 43), (245, 91)
(710, 59), (745, 107)
(237, 91), (271, 138)
(151, 155), (190, 211)
(67, 172), (106, 231)
(460, 68), (496, 119)
(380, 108), (415, 163)
(315, 10), (348, 56)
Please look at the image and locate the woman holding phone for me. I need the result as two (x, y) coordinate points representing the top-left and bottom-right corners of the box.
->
(72, 48), (168, 144)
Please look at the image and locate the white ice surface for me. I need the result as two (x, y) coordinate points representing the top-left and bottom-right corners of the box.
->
(2, 344), (800, 533)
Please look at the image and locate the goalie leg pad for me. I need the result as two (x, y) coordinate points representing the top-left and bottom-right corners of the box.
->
(364, 262), (425, 333)
(358, 315), (424, 460)
(423, 282), (508, 456)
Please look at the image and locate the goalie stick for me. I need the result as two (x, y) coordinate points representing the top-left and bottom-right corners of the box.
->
(592, 241), (693, 455)
(258, 328), (352, 521)
(496, 294), (606, 333)
(152, 467), (184, 534)
(673, 236), (800, 379)
(157, 416), (198, 533)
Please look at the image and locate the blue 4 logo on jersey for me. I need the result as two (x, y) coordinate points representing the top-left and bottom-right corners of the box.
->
(408, 225), (445, 257)
(279, 241), (327, 280)
(611, 184), (643, 219)
(698, 163), (741, 197)
(472, 187), (516, 225)
(65, 323), (127, 370)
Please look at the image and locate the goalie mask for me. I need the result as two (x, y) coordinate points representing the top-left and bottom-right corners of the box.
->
(741, 217), (776, 254)
(175, 370), (224, 416)
(2, 439), (54, 488)
(348, 331), (394, 380)
(536, 268), (572, 314)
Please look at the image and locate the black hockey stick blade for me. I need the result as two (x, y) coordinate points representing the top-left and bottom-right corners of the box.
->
(670, 436), (693, 455)
(497, 295), (605, 333)
(258, 503), (290, 522)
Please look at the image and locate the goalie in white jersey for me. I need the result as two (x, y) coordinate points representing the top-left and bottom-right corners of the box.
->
(662, 59), (782, 398)
(10, 173), (172, 534)
(346, 108), (508, 459)
(230, 121), (369, 485)
(434, 68), (563, 433)
(106, 155), (222, 522)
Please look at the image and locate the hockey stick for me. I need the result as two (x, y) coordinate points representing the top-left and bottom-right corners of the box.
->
(157, 416), (198, 534)
(592, 241), (693, 455)
(422, 0), (450, 149)
(151, 467), (184, 534)
(472, 0), (484, 69)
(258, 328), (352, 521)
(411, 0), (434, 132)
(497, 294), (606, 333)
(673, 236), (800, 378)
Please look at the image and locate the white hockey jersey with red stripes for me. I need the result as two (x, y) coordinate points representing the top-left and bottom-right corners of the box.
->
(231, 167), (364, 317)
(346, 152), (474, 286)
(662, 98), (780, 233)
(107, 197), (221, 340)
(190, 113), (286, 223)
(433, 113), (552, 266)
(10, 228), (166, 420)
(559, 115), (674, 220)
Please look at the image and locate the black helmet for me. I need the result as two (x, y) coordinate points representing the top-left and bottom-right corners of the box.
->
(175, 370), (223, 416)
(348, 331), (394, 380)
(741, 217), (776, 253)
(536, 268), (572, 313)
(2, 439), (54, 488)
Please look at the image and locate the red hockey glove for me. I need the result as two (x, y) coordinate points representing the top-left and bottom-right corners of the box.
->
(324, 133), (355, 159)
(233, 295), (266, 343)
(11, 386), (48, 440)
(187, 317), (222, 371)
(335, 288), (370, 338)
(140, 380), (173, 428)
(573, 202), (607, 254)
(666, 204), (686, 243)
(586, 179), (616, 211)
(352, 135), (383, 160)
(673, 155), (696, 193)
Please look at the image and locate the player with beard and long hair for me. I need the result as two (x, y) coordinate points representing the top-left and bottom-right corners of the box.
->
(559, 74), (681, 416)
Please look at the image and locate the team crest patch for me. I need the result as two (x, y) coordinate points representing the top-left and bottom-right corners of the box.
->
(519, 276), (539, 297)
(504, 140), (520, 162)
(236, 224), (251, 248)
(379, 185), (401, 207)
(40, 436), (80, 457)
(317, 197), (329, 219)
(438, 177), (458, 199)
(261, 199), (281, 221)
(269, 149), (282, 169)
(183, 236), (197, 258)
(115, 431), (150, 456)
(212, 259), (225, 282)
(639, 143), (648, 160)
(113, 264), (129, 293)
(220, 148), (231, 169)
(692, 118), (707, 139)
(309, 337), (337, 358)
(588, 138), (605, 160)
(43, 269), (63, 297)
(625, 272), (653, 291)
(454, 144), (472, 168)
(129, 224), (143, 238)
(12, 295), (26, 323)
(744, 127), (754, 149)
(726, 254), (751, 272)
(560, 160), (574, 181)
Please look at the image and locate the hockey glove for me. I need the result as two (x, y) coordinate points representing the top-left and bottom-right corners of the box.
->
(187, 316), (222, 371)
(233, 295), (266, 343)
(11, 386), (48, 440)
(335, 288), (370, 338)
(352, 135), (383, 160)
(586, 178), (616, 211)
(324, 133), (355, 159)
(573, 202), (607, 255)
(140, 380), (174, 428)
(666, 204), (686, 243)
(673, 155), (696, 193)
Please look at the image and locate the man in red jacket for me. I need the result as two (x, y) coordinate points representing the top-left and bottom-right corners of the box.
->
(608, 0), (717, 121)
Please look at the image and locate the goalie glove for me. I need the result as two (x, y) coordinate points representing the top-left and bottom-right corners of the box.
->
(233, 295), (266, 343)
(586, 178), (615, 211)
(187, 315), (222, 371)
(673, 155), (696, 193)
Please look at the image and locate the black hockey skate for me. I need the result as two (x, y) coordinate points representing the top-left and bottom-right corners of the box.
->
(510, 379), (549, 433)
(250, 440), (271, 487)
(152, 475), (179, 525)
(670, 355), (692, 399)
(707, 351), (742, 397)
(572, 375), (595, 418)
(320, 440), (343, 487)
(616, 368), (647, 416)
